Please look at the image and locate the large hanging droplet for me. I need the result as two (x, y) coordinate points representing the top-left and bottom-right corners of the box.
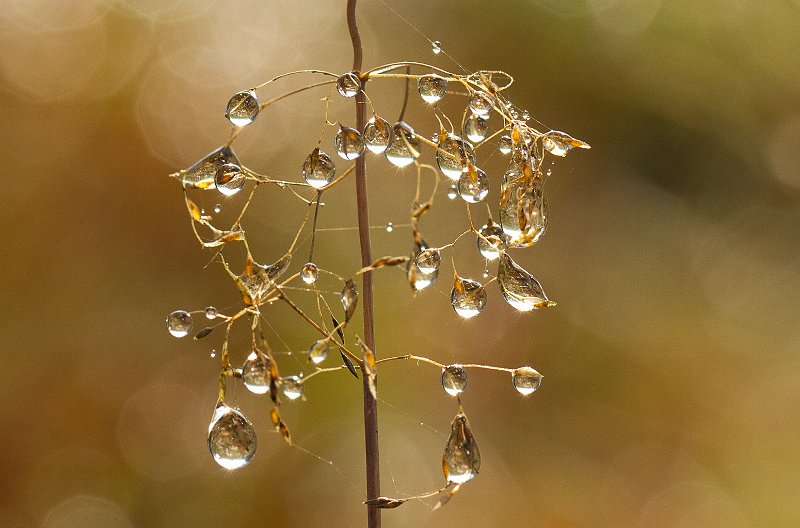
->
(336, 71), (361, 97)
(415, 248), (441, 274)
(436, 133), (475, 180)
(302, 148), (336, 189)
(468, 91), (493, 116)
(542, 130), (590, 157)
(179, 146), (240, 190)
(384, 121), (421, 168)
(464, 114), (489, 143)
(498, 134), (512, 154)
(225, 89), (259, 127)
(417, 74), (448, 104)
(512, 366), (542, 395)
(458, 166), (489, 203)
(363, 115), (392, 153)
(450, 275), (487, 318)
(432, 40), (443, 54)
(499, 160), (547, 247)
(242, 350), (271, 394)
(301, 262), (319, 284)
(281, 376), (304, 400)
(442, 410), (480, 484)
(214, 163), (246, 196)
(476, 221), (508, 260)
(441, 365), (468, 396)
(498, 253), (555, 310)
(334, 125), (365, 160)
(308, 338), (330, 365)
(166, 310), (192, 337)
(207, 405), (257, 470)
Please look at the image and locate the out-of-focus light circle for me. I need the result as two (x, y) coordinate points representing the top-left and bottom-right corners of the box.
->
(8, 0), (113, 31)
(587, 0), (664, 35)
(42, 496), (133, 528)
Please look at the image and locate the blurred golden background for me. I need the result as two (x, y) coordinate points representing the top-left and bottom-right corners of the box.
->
(1, 0), (799, 527)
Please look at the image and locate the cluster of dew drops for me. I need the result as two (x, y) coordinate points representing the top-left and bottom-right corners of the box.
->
(166, 39), (588, 497)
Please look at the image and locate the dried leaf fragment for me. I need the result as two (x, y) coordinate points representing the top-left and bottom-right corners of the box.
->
(193, 326), (214, 340)
(357, 256), (409, 275)
(341, 279), (358, 322)
(364, 497), (408, 509)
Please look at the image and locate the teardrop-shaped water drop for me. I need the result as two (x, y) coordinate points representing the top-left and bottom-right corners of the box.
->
(415, 248), (441, 274)
(436, 133), (475, 180)
(499, 160), (547, 246)
(447, 184), (458, 199)
(441, 365), (468, 396)
(384, 121), (421, 168)
(207, 404), (257, 470)
(205, 306), (218, 319)
(179, 146), (240, 190)
(464, 114), (489, 143)
(432, 40), (443, 54)
(363, 115), (392, 153)
(242, 350), (271, 394)
(476, 221), (508, 260)
(417, 74), (448, 104)
(458, 166), (489, 203)
(542, 130), (590, 157)
(498, 134), (512, 154)
(336, 71), (361, 97)
(281, 376), (304, 400)
(225, 89), (259, 127)
(512, 366), (542, 395)
(408, 239), (438, 291)
(468, 91), (493, 116)
(334, 125), (365, 160)
(498, 253), (555, 311)
(450, 276), (487, 318)
(308, 338), (329, 365)
(302, 148), (336, 189)
(442, 410), (480, 484)
(166, 310), (192, 337)
(301, 262), (319, 284)
(215, 163), (246, 196)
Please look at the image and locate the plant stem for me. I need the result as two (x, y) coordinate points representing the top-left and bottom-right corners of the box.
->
(347, 1), (381, 528)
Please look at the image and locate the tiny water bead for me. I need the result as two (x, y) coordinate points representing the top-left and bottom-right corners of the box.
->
(336, 71), (361, 97)
(441, 365), (468, 396)
(512, 366), (542, 395)
(436, 134), (475, 180)
(450, 276), (487, 318)
(334, 125), (365, 160)
(281, 376), (304, 400)
(417, 74), (448, 104)
(166, 310), (192, 337)
(498, 135), (512, 154)
(443, 410), (480, 484)
(432, 40), (442, 54)
(214, 163), (246, 196)
(207, 405), (257, 470)
(498, 253), (555, 311)
(464, 114), (489, 143)
(225, 89), (259, 127)
(447, 184), (458, 199)
(414, 248), (441, 274)
(363, 115), (392, 153)
(204, 306), (218, 319)
(213, 203), (221, 214)
(308, 338), (329, 365)
(385, 221), (394, 233)
(384, 121), (421, 168)
(477, 221), (508, 260)
(458, 166), (489, 203)
(302, 148), (336, 189)
(301, 262), (319, 284)
(468, 91), (493, 116)
(242, 351), (271, 394)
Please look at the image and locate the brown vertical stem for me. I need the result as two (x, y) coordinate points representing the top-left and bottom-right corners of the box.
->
(347, 1), (381, 528)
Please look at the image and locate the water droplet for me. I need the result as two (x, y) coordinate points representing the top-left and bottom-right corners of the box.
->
(498, 253), (555, 311)
(443, 410), (480, 484)
(512, 366), (542, 395)
(213, 203), (222, 214)
(386, 221), (394, 233)
(204, 306), (218, 319)
(363, 115), (392, 153)
(464, 114), (489, 143)
(336, 71), (361, 97)
(225, 89), (259, 127)
(521, 109), (531, 121)
(166, 310), (192, 337)
(302, 148), (336, 189)
(436, 133), (475, 180)
(408, 239), (438, 291)
(179, 146), (240, 190)
(308, 338), (330, 365)
(499, 160), (547, 247)
(476, 221), (508, 260)
(450, 275), (487, 318)
(340, 279), (359, 322)
(301, 262), (319, 284)
(207, 404), (257, 470)
(542, 130), (590, 157)
(214, 163), (246, 196)
(417, 74), (447, 104)
(242, 350), (271, 394)
(281, 376), (304, 400)
(458, 166), (489, 203)
(334, 125), (365, 160)
(432, 40), (443, 54)
(468, 91), (493, 116)
(431, 132), (440, 143)
(384, 121), (421, 168)
(483, 268), (490, 278)
(447, 184), (458, 199)
(210, 349), (216, 358)
(441, 365), (468, 396)
(498, 135), (512, 154)
(415, 248), (441, 274)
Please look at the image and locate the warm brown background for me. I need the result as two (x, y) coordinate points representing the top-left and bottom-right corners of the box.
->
(2, 0), (799, 527)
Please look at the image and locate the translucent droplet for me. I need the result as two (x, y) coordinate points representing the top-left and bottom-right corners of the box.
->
(281, 376), (304, 400)
(432, 40), (443, 54)
(213, 203), (222, 214)
(468, 91), (493, 116)
(499, 160), (547, 247)
(210, 349), (216, 358)
(498, 135), (512, 154)
(441, 365), (468, 396)
(363, 115), (392, 153)
(450, 276), (487, 318)
(302, 148), (336, 189)
(408, 239), (438, 291)
(225, 89), (259, 127)
(384, 121), (421, 168)
(447, 184), (458, 199)
(334, 125), (365, 160)
(436, 133), (475, 180)
(464, 114), (489, 143)
(341, 279), (359, 321)
(483, 268), (490, 278)
(476, 221), (508, 260)
(386, 222), (394, 233)
(336, 71), (361, 97)
(242, 350), (271, 394)
(204, 306), (217, 319)
(308, 338), (329, 365)
(521, 109), (531, 121)
(443, 410), (480, 484)
(498, 253), (555, 310)
(542, 130), (590, 157)
(417, 74), (448, 104)
(431, 132), (440, 143)
(178, 146), (240, 190)
(458, 166), (489, 203)
(415, 248), (441, 274)
(166, 310), (192, 337)
(207, 405), (257, 470)
(512, 366), (542, 395)
(214, 163), (246, 196)
(301, 262), (319, 284)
